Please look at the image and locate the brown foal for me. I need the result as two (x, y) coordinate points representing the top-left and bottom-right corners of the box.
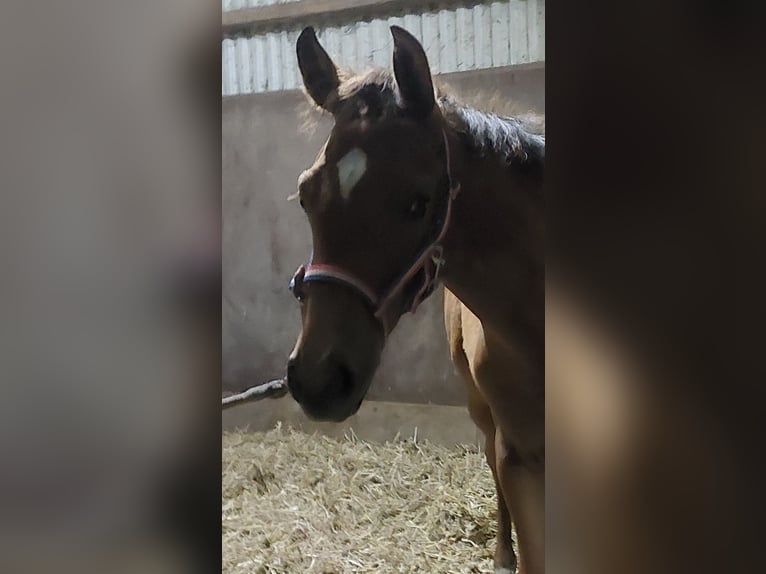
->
(287, 26), (544, 574)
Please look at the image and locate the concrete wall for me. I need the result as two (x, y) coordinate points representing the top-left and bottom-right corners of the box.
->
(223, 63), (544, 406)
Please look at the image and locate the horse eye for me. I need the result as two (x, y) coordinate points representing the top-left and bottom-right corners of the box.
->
(407, 196), (429, 220)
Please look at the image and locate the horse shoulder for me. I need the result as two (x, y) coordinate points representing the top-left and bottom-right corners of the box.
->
(443, 289), (486, 380)
(443, 289), (466, 363)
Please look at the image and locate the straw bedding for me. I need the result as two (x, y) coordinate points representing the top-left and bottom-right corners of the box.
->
(223, 424), (502, 573)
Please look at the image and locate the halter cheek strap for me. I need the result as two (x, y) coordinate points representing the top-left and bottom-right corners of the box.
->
(290, 129), (461, 337)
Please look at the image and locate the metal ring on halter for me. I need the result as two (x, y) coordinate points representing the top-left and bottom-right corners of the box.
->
(290, 129), (460, 336)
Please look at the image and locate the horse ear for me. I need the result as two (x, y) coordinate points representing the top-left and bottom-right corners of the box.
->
(296, 27), (339, 111)
(390, 26), (436, 119)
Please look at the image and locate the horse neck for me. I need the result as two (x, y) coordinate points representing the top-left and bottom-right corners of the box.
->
(440, 129), (544, 353)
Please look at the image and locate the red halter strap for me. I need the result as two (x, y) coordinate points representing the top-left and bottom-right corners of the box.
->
(290, 129), (460, 337)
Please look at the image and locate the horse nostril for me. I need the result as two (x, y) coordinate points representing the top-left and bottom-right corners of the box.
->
(335, 363), (354, 398)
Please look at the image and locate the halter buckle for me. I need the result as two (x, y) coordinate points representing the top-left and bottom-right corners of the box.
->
(289, 265), (306, 302)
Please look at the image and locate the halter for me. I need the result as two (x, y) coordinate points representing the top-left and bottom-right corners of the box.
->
(290, 129), (461, 337)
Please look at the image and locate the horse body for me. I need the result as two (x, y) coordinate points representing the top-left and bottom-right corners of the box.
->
(446, 290), (543, 574)
(288, 26), (543, 574)
(435, 89), (543, 573)
(439, 108), (544, 573)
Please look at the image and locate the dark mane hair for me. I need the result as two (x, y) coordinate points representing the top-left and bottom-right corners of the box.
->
(331, 68), (545, 168)
(439, 95), (545, 167)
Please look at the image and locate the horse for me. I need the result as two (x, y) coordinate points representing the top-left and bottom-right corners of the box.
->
(286, 26), (544, 574)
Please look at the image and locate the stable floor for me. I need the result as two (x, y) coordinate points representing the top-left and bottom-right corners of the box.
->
(223, 426), (501, 573)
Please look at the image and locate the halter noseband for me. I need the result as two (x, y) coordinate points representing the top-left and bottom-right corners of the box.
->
(290, 129), (461, 337)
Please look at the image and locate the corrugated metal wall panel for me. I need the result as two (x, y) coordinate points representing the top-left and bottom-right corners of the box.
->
(421, 12), (439, 74)
(236, 37), (251, 94)
(266, 32), (282, 91)
(223, 39), (236, 96)
(509, 0), (529, 64)
(222, 0), (544, 96)
(439, 10), (458, 74)
(532, 0), (545, 61)
(370, 19), (389, 67)
(473, 4), (492, 69)
(455, 7), (474, 72)
(490, 2), (510, 67)
(223, 0), (300, 12)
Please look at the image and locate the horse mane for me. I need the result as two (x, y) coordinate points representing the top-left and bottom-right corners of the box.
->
(302, 68), (545, 169)
(438, 95), (545, 168)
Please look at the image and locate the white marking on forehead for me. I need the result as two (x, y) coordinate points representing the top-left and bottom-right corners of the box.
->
(336, 147), (367, 200)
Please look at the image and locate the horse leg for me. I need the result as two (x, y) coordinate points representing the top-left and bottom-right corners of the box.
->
(445, 291), (515, 571)
(495, 431), (544, 574)
(467, 391), (516, 573)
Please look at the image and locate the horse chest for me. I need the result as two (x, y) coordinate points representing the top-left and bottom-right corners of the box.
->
(459, 314), (543, 454)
